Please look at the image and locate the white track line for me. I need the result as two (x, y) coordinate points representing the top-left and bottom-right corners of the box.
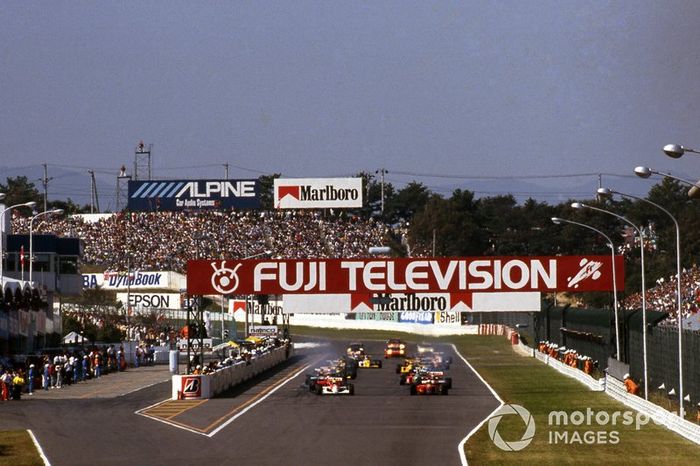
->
(451, 343), (505, 466)
(27, 429), (51, 466)
(206, 363), (311, 437)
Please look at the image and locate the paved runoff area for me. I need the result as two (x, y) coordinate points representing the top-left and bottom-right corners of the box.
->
(25, 364), (173, 400)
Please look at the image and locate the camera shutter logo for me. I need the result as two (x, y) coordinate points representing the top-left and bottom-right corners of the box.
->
(488, 404), (536, 451)
(210, 261), (242, 294)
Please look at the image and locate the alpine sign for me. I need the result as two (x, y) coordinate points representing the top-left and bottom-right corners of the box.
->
(187, 256), (624, 295)
(274, 177), (363, 209)
(128, 179), (260, 211)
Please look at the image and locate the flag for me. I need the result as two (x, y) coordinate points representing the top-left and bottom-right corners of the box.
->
(658, 383), (666, 390)
(685, 394), (691, 402)
(669, 388), (676, 396)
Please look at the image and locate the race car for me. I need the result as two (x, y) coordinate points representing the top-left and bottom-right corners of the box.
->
(310, 375), (355, 395)
(384, 338), (407, 358)
(346, 342), (365, 359)
(357, 354), (383, 368)
(396, 357), (420, 374)
(409, 374), (449, 395)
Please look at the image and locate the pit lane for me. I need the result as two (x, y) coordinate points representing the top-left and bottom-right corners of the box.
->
(2, 338), (499, 466)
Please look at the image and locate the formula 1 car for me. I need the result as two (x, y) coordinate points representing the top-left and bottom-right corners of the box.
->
(384, 338), (407, 358)
(310, 375), (355, 395)
(357, 354), (383, 369)
(346, 342), (365, 359)
(409, 374), (450, 396)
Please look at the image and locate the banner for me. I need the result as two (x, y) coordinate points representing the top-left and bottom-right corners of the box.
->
(284, 292), (541, 313)
(249, 325), (278, 336)
(398, 311), (434, 325)
(116, 292), (182, 310)
(128, 179), (260, 211)
(83, 271), (177, 290)
(187, 255), (624, 295)
(274, 177), (363, 209)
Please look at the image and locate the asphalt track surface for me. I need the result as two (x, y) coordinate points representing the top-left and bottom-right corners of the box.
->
(1, 339), (499, 466)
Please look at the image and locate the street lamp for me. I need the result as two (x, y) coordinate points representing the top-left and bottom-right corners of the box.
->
(663, 144), (700, 159)
(551, 217), (620, 361)
(0, 201), (37, 288)
(610, 187), (686, 417)
(572, 201), (650, 400)
(29, 208), (64, 283)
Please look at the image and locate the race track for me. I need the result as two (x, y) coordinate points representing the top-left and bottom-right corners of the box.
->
(1, 339), (500, 466)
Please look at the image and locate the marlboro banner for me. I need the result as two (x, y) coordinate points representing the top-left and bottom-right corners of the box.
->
(187, 255), (624, 295)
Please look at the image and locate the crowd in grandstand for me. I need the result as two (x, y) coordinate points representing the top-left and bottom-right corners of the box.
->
(620, 264), (700, 323)
(12, 210), (392, 273)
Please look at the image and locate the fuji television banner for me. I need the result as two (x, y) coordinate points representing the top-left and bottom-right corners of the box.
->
(128, 179), (260, 211)
(274, 177), (363, 209)
(284, 292), (541, 314)
(187, 255), (624, 296)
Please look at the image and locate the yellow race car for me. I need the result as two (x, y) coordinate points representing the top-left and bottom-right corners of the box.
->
(357, 355), (383, 369)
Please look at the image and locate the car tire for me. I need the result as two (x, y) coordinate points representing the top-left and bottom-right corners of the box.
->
(349, 383), (355, 396)
(396, 365), (401, 374)
(440, 386), (449, 396)
(410, 384), (417, 396)
(445, 377), (453, 389)
(314, 384), (322, 395)
(309, 382), (316, 393)
(377, 361), (382, 368)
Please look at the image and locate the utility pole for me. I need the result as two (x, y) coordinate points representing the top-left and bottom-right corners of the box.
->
(88, 170), (100, 213)
(375, 168), (387, 215)
(223, 163), (229, 180)
(40, 163), (53, 212)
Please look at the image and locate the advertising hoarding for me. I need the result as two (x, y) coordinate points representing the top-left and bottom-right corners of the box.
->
(188, 255), (624, 295)
(274, 177), (363, 209)
(128, 179), (260, 211)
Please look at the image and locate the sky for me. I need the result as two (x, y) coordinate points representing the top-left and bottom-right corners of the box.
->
(3, 1), (700, 209)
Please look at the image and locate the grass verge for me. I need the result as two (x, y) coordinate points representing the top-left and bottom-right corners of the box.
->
(0, 430), (44, 466)
(291, 326), (700, 465)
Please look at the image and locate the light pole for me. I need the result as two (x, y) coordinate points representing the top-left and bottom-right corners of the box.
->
(626, 183), (687, 417)
(663, 143), (700, 159)
(0, 201), (37, 288)
(29, 208), (64, 283)
(635, 165), (700, 201)
(572, 201), (649, 400)
(551, 216), (620, 361)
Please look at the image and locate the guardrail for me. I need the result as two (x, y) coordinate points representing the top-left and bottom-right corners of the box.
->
(171, 344), (292, 400)
(521, 339), (700, 445)
(604, 374), (700, 444)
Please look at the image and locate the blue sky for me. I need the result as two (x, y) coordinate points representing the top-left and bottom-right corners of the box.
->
(3, 1), (700, 208)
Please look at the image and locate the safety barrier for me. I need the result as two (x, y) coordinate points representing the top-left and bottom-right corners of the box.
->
(524, 341), (700, 445)
(171, 344), (292, 400)
(604, 375), (700, 445)
(289, 313), (479, 336)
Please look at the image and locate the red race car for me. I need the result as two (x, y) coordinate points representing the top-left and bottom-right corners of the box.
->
(409, 374), (450, 395)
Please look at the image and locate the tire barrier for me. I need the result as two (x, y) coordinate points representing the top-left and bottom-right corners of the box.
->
(171, 344), (292, 400)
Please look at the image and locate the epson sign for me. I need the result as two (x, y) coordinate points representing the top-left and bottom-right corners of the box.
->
(128, 179), (260, 211)
(274, 177), (363, 209)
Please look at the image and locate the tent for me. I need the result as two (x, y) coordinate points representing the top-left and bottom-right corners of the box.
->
(62, 331), (88, 345)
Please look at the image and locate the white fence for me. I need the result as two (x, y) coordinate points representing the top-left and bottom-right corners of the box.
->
(522, 339), (700, 445)
(289, 313), (479, 336)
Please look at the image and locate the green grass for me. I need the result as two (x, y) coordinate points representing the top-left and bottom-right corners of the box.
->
(290, 326), (700, 465)
(0, 430), (44, 466)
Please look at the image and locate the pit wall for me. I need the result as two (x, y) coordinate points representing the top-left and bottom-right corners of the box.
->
(171, 345), (291, 400)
